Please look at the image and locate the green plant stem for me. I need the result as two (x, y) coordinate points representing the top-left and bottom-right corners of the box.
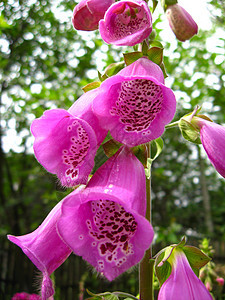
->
(139, 142), (154, 300)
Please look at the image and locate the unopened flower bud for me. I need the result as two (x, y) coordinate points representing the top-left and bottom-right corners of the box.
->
(166, 4), (198, 41)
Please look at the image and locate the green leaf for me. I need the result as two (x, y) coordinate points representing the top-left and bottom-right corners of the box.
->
(183, 245), (211, 269)
(102, 139), (122, 158)
(82, 81), (101, 92)
(123, 52), (143, 66)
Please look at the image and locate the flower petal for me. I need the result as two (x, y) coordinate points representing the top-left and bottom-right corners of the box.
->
(57, 147), (154, 281)
(31, 109), (97, 187)
(99, 0), (152, 46)
(8, 200), (71, 299)
(93, 58), (176, 147)
(68, 88), (108, 146)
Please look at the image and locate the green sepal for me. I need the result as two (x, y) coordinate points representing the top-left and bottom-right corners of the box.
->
(102, 139), (122, 158)
(152, 0), (158, 13)
(155, 247), (172, 286)
(159, 61), (168, 78)
(132, 144), (148, 167)
(142, 40), (149, 55)
(86, 290), (138, 300)
(145, 138), (163, 178)
(178, 119), (201, 144)
(82, 81), (101, 93)
(86, 290), (119, 300)
(147, 47), (163, 65)
(149, 41), (164, 48)
(123, 51), (143, 66)
(174, 235), (187, 248)
(161, 0), (178, 12)
(183, 245), (211, 270)
(103, 62), (125, 78)
(148, 137), (164, 165)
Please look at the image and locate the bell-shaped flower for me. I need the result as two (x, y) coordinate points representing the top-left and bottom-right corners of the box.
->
(192, 117), (225, 178)
(72, 0), (115, 31)
(158, 249), (213, 300)
(57, 147), (154, 281)
(99, 0), (152, 46)
(31, 89), (107, 187)
(93, 57), (176, 147)
(166, 4), (198, 42)
(7, 201), (72, 300)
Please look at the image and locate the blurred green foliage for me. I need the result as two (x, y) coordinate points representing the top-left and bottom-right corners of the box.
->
(0, 0), (225, 298)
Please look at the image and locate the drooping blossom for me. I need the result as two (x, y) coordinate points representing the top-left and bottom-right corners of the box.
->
(57, 147), (154, 281)
(8, 200), (72, 300)
(99, 0), (152, 46)
(192, 117), (225, 178)
(72, 0), (115, 31)
(93, 57), (176, 147)
(166, 4), (198, 42)
(158, 249), (213, 300)
(31, 89), (107, 187)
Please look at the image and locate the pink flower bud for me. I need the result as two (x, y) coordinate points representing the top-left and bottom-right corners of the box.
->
(216, 277), (224, 286)
(166, 4), (198, 42)
(72, 0), (115, 31)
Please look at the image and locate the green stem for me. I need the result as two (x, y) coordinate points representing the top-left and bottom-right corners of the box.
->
(139, 142), (154, 300)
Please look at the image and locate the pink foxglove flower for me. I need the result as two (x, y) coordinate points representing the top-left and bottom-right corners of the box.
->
(72, 0), (115, 31)
(8, 201), (72, 300)
(158, 249), (213, 300)
(31, 109), (97, 187)
(31, 89), (107, 187)
(57, 147), (154, 281)
(192, 117), (225, 178)
(166, 4), (198, 42)
(93, 57), (176, 147)
(99, 0), (152, 46)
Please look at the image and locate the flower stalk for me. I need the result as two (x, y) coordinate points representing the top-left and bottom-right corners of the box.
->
(139, 142), (154, 300)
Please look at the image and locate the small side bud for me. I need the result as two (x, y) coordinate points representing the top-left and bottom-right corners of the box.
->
(166, 4), (198, 42)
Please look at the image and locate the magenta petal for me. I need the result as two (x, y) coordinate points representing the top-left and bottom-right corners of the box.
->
(57, 147), (154, 281)
(93, 58), (176, 147)
(31, 109), (97, 187)
(72, 0), (115, 31)
(68, 88), (108, 146)
(8, 200), (71, 299)
(197, 119), (225, 178)
(99, 0), (152, 46)
(158, 251), (212, 300)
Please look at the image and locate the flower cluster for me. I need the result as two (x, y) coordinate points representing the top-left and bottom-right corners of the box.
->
(8, 0), (216, 299)
(8, 54), (176, 298)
